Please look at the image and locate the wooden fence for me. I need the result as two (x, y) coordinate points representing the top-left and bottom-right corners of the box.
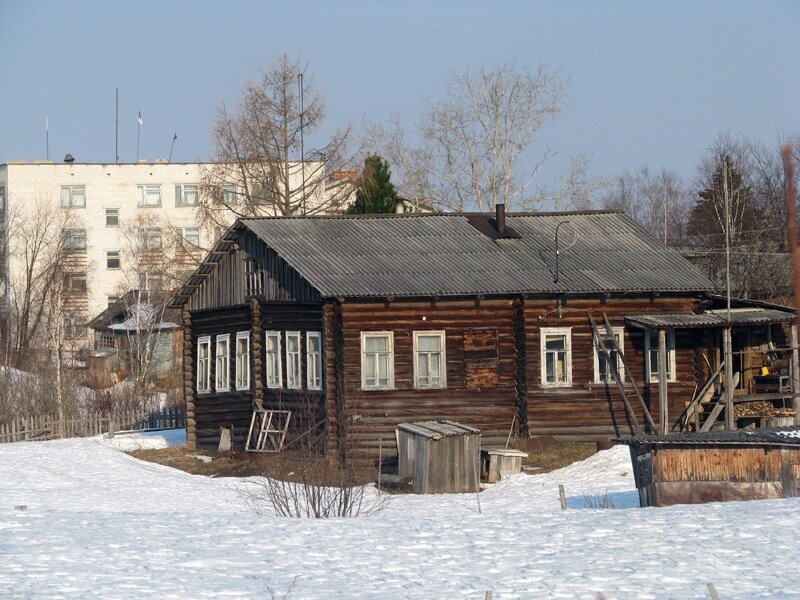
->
(0, 407), (186, 444)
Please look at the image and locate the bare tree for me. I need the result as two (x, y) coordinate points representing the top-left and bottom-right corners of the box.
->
(364, 61), (568, 211)
(200, 53), (356, 230)
(2, 197), (79, 368)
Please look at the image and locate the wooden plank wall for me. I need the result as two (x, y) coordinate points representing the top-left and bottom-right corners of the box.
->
(189, 247), (248, 311)
(190, 304), (253, 448)
(324, 298), (519, 459)
(523, 297), (702, 440)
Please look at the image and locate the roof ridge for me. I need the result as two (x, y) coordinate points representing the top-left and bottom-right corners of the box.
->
(240, 209), (624, 221)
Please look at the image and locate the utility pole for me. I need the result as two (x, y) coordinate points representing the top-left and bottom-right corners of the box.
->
(45, 117), (49, 161)
(782, 142), (800, 425)
(722, 157), (734, 430)
(115, 87), (119, 163)
(298, 71), (306, 215)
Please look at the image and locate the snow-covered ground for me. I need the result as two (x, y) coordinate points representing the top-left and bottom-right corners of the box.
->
(1, 433), (798, 599)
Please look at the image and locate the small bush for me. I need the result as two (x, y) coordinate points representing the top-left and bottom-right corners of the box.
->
(583, 491), (616, 509)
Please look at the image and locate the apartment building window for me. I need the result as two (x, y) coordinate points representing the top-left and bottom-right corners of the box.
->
(306, 331), (322, 390)
(137, 228), (162, 250)
(61, 229), (87, 252)
(197, 336), (211, 393)
(175, 184), (198, 207)
(540, 327), (572, 387)
(215, 334), (230, 392)
(106, 251), (120, 269)
(137, 184), (162, 207)
(222, 183), (238, 205)
(645, 329), (677, 383)
(107, 296), (120, 308)
(0, 186), (6, 211)
(138, 272), (163, 291)
(285, 331), (302, 389)
(265, 331), (282, 388)
(65, 273), (87, 294)
(180, 227), (200, 247)
(106, 208), (119, 227)
(413, 331), (446, 389)
(60, 185), (86, 208)
(594, 327), (624, 384)
(361, 332), (394, 390)
(64, 314), (86, 340)
(235, 331), (250, 391)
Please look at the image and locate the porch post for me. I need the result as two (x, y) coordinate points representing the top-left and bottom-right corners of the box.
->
(723, 327), (735, 430)
(791, 323), (800, 425)
(658, 328), (668, 434)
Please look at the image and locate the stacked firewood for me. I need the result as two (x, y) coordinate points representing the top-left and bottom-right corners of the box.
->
(734, 401), (778, 417)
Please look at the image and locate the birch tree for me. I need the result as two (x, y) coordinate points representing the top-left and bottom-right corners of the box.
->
(364, 61), (568, 211)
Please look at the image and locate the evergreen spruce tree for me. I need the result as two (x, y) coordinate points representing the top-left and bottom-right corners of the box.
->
(346, 155), (399, 214)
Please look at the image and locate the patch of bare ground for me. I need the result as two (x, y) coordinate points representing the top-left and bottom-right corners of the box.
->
(128, 447), (377, 486)
(507, 438), (598, 473)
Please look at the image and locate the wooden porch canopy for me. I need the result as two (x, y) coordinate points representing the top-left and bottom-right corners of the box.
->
(624, 306), (799, 432)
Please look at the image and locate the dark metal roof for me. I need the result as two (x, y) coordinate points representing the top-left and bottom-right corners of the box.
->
(617, 427), (800, 447)
(625, 308), (795, 330)
(397, 420), (482, 439)
(231, 211), (715, 299)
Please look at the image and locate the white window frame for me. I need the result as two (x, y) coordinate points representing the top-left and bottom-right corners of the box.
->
(137, 227), (162, 250)
(412, 330), (447, 389)
(593, 326), (625, 384)
(285, 331), (302, 389)
(180, 227), (201, 247)
(61, 229), (87, 251)
(360, 331), (394, 390)
(540, 327), (573, 388)
(175, 183), (198, 207)
(306, 331), (322, 390)
(235, 331), (250, 391)
(215, 334), (230, 392)
(137, 184), (162, 207)
(265, 331), (283, 388)
(105, 208), (119, 227)
(645, 329), (677, 383)
(60, 185), (86, 208)
(196, 336), (211, 393)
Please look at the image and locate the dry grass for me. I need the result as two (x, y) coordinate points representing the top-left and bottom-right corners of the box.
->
(508, 439), (598, 473)
(128, 446), (377, 486)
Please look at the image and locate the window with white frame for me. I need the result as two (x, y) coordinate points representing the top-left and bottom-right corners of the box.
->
(137, 184), (162, 207)
(540, 327), (572, 387)
(222, 183), (238, 205)
(175, 184), (198, 206)
(61, 229), (87, 251)
(594, 327), (625, 384)
(105, 208), (119, 227)
(413, 330), (446, 389)
(197, 336), (211, 393)
(645, 329), (676, 383)
(235, 331), (250, 391)
(106, 251), (120, 269)
(180, 227), (200, 247)
(137, 228), (162, 250)
(215, 334), (230, 392)
(60, 185), (86, 208)
(361, 332), (394, 390)
(285, 331), (302, 389)
(265, 331), (282, 388)
(306, 331), (322, 390)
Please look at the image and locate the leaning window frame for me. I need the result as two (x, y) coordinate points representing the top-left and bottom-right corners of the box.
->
(215, 334), (230, 393)
(360, 331), (395, 391)
(265, 330), (283, 389)
(644, 329), (677, 383)
(196, 335), (211, 394)
(235, 331), (250, 391)
(593, 326), (625, 384)
(540, 327), (573, 388)
(306, 331), (323, 390)
(412, 330), (447, 389)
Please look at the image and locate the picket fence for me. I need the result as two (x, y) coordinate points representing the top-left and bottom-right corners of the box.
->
(0, 407), (186, 444)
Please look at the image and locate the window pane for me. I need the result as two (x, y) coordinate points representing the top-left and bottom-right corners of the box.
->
(267, 335), (278, 352)
(72, 187), (85, 206)
(60, 187), (70, 206)
(545, 335), (565, 351)
(417, 354), (429, 380)
(378, 353), (389, 383)
(365, 336), (388, 352)
(287, 335), (299, 352)
(417, 335), (441, 352)
(308, 334), (320, 352)
(429, 353), (441, 378)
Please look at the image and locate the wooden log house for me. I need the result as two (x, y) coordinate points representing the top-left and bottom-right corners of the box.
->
(170, 205), (799, 458)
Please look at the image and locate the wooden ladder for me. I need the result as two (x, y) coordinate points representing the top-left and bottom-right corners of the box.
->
(245, 409), (292, 452)
(589, 313), (656, 435)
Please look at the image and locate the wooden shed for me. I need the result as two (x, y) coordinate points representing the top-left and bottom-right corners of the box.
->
(396, 420), (481, 494)
(619, 428), (800, 507)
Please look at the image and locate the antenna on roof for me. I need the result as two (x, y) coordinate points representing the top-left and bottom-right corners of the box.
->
(115, 87), (119, 164)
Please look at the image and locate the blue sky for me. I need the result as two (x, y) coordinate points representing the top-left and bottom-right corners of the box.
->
(0, 0), (797, 185)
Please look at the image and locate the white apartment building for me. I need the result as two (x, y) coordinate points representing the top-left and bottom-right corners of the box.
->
(0, 159), (352, 350)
